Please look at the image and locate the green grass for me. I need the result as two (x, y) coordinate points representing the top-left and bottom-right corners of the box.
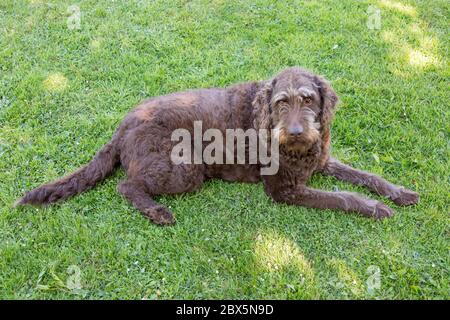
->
(0, 0), (448, 299)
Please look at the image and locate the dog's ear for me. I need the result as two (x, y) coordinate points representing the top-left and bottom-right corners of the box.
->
(314, 75), (338, 168)
(314, 75), (338, 127)
(253, 80), (275, 130)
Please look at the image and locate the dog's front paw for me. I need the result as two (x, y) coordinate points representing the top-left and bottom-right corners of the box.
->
(391, 187), (419, 206)
(144, 206), (176, 225)
(362, 200), (394, 219)
(373, 202), (395, 219)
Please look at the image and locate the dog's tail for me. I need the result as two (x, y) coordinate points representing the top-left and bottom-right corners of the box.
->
(15, 138), (120, 206)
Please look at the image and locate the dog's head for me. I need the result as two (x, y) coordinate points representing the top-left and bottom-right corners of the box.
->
(253, 67), (338, 152)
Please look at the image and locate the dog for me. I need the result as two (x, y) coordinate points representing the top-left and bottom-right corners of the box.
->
(16, 67), (419, 225)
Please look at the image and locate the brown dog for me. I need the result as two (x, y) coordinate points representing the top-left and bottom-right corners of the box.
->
(16, 67), (419, 225)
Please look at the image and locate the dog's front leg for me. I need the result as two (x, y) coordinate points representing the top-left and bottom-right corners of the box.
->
(268, 185), (395, 219)
(320, 157), (419, 206)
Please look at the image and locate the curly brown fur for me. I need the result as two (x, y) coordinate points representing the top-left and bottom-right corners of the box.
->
(16, 67), (419, 224)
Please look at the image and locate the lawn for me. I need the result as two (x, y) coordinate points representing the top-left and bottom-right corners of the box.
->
(0, 0), (448, 299)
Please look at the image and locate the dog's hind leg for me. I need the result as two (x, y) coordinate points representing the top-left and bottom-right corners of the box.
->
(118, 122), (206, 224)
(119, 158), (205, 225)
(320, 157), (419, 206)
(118, 179), (176, 225)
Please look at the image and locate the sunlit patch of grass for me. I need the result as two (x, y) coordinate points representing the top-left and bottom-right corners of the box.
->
(381, 21), (443, 76)
(379, 0), (417, 17)
(254, 231), (314, 278)
(329, 258), (364, 297)
(381, 30), (396, 42)
(43, 73), (69, 92)
(89, 38), (103, 51)
(252, 230), (318, 298)
(407, 49), (436, 68)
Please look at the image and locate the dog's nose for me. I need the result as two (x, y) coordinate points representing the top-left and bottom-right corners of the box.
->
(288, 124), (303, 136)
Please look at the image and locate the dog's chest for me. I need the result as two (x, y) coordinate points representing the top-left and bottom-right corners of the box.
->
(279, 145), (321, 182)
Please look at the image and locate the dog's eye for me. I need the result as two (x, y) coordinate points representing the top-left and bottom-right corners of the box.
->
(304, 97), (312, 105)
(279, 105), (289, 113)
